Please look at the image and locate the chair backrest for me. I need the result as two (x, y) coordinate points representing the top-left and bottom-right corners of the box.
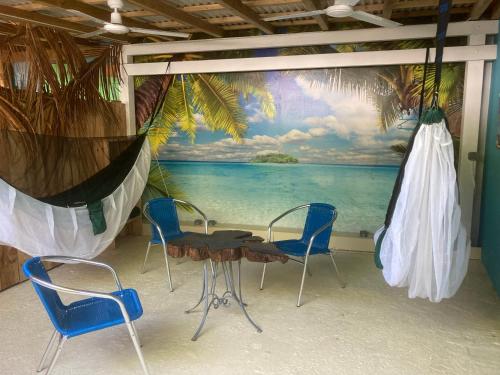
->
(145, 198), (182, 242)
(300, 203), (336, 249)
(23, 257), (66, 332)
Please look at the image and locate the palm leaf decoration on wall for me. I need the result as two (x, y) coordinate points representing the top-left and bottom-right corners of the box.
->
(0, 25), (122, 136)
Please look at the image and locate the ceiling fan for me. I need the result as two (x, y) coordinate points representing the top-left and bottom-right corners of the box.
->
(263, 0), (402, 28)
(76, 0), (190, 39)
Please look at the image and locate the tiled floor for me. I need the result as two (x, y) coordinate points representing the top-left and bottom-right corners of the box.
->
(1, 235), (499, 375)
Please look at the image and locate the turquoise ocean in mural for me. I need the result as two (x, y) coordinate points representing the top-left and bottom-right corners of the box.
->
(161, 160), (399, 234)
(157, 70), (416, 234)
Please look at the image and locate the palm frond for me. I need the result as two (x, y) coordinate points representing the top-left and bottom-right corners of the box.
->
(219, 72), (276, 120)
(176, 75), (197, 140)
(191, 74), (247, 141)
(0, 25), (122, 136)
(146, 87), (179, 154)
(390, 143), (408, 155)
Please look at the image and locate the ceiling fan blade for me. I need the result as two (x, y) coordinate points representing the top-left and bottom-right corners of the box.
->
(351, 11), (402, 27)
(336, 0), (361, 6)
(78, 29), (107, 38)
(263, 10), (326, 22)
(66, 9), (109, 25)
(128, 27), (191, 38)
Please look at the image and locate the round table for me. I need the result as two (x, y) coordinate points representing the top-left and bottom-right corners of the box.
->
(167, 230), (288, 341)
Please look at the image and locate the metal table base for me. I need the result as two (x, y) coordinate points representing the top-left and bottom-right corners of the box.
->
(186, 259), (262, 341)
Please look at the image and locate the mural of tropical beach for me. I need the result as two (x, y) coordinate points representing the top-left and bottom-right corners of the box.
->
(141, 63), (464, 234)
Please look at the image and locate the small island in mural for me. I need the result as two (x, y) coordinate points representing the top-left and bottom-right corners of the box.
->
(250, 153), (299, 164)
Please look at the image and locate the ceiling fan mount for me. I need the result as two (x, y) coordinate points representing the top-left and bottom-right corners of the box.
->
(325, 4), (352, 18)
(76, 0), (190, 40)
(263, 0), (402, 28)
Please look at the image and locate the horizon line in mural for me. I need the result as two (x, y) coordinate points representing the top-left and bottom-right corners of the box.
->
(159, 158), (400, 168)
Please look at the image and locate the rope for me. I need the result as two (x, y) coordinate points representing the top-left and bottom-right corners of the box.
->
(418, 47), (431, 119)
(142, 62), (174, 197)
(432, 0), (453, 108)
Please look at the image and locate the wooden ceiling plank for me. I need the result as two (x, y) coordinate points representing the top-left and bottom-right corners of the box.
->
(382, 0), (393, 19)
(301, 0), (329, 31)
(127, 0), (224, 37)
(0, 5), (131, 42)
(214, 0), (274, 34)
(469, 0), (494, 20)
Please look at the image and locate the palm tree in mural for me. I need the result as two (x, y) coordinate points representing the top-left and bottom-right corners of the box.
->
(281, 41), (464, 132)
(134, 57), (276, 200)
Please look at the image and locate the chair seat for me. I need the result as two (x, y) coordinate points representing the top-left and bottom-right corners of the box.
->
(274, 239), (330, 257)
(60, 288), (143, 338)
(150, 231), (192, 245)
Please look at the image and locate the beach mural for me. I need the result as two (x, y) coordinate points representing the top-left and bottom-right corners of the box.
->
(137, 63), (464, 234)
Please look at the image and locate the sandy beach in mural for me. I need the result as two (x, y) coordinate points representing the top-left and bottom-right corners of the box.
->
(158, 70), (420, 234)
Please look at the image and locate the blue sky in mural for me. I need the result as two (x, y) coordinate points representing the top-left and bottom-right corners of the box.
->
(159, 71), (415, 165)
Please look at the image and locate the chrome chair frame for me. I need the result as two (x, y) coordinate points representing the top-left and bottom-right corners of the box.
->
(142, 198), (208, 292)
(28, 256), (149, 375)
(259, 204), (345, 307)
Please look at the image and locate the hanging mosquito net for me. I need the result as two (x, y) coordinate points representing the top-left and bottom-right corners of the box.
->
(0, 26), (162, 258)
(374, 0), (470, 302)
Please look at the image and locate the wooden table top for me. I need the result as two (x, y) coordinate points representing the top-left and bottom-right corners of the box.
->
(167, 230), (288, 263)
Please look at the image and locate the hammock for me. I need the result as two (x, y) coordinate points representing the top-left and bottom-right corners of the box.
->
(0, 132), (150, 258)
(374, 0), (470, 302)
(0, 27), (173, 259)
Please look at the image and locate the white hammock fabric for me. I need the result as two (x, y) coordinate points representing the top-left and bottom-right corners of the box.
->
(0, 139), (151, 259)
(374, 119), (470, 302)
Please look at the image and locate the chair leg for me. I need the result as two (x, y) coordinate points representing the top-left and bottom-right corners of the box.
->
(44, 335), (67, 375)
(141, 242), (152, 274)
(259, 263), (267, 290)
(305, 260), (312, 277)
(130, 321), (142, 348)
(329, 250), (346, 288)
(162, 242), (174, 292)
(37, 330), (58, 372)
(126, 322), (150, 375)
(297, 254), (310, 307)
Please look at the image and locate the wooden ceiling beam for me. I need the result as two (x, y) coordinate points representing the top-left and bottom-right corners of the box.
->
(127, 0), (224, 37)
(0, 5), (131, 42)
(469, 0), (494, 20)
(302, 0), (329, 31)
(215, 0), (274, 34)
(491, 0), (500, 19)
(382, 0), (394, 19)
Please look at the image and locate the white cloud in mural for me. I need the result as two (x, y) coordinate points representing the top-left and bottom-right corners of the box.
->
(278, 129), (312, 143)
(296, 76), (380, 139)
(249, 134), (280, 145)
(308, 127), (329, 137)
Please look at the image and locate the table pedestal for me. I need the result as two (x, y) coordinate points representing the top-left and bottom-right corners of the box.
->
(187, 259), (262, 341)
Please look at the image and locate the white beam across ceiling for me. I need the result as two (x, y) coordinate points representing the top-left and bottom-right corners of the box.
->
(124, 44), (497, 76)
(123, 20), (498, 57)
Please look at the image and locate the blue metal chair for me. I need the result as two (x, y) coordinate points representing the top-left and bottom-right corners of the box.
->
(259, 203), (345, 307)
(23, 256), (149, 375)
(142, 198), (208, 291)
